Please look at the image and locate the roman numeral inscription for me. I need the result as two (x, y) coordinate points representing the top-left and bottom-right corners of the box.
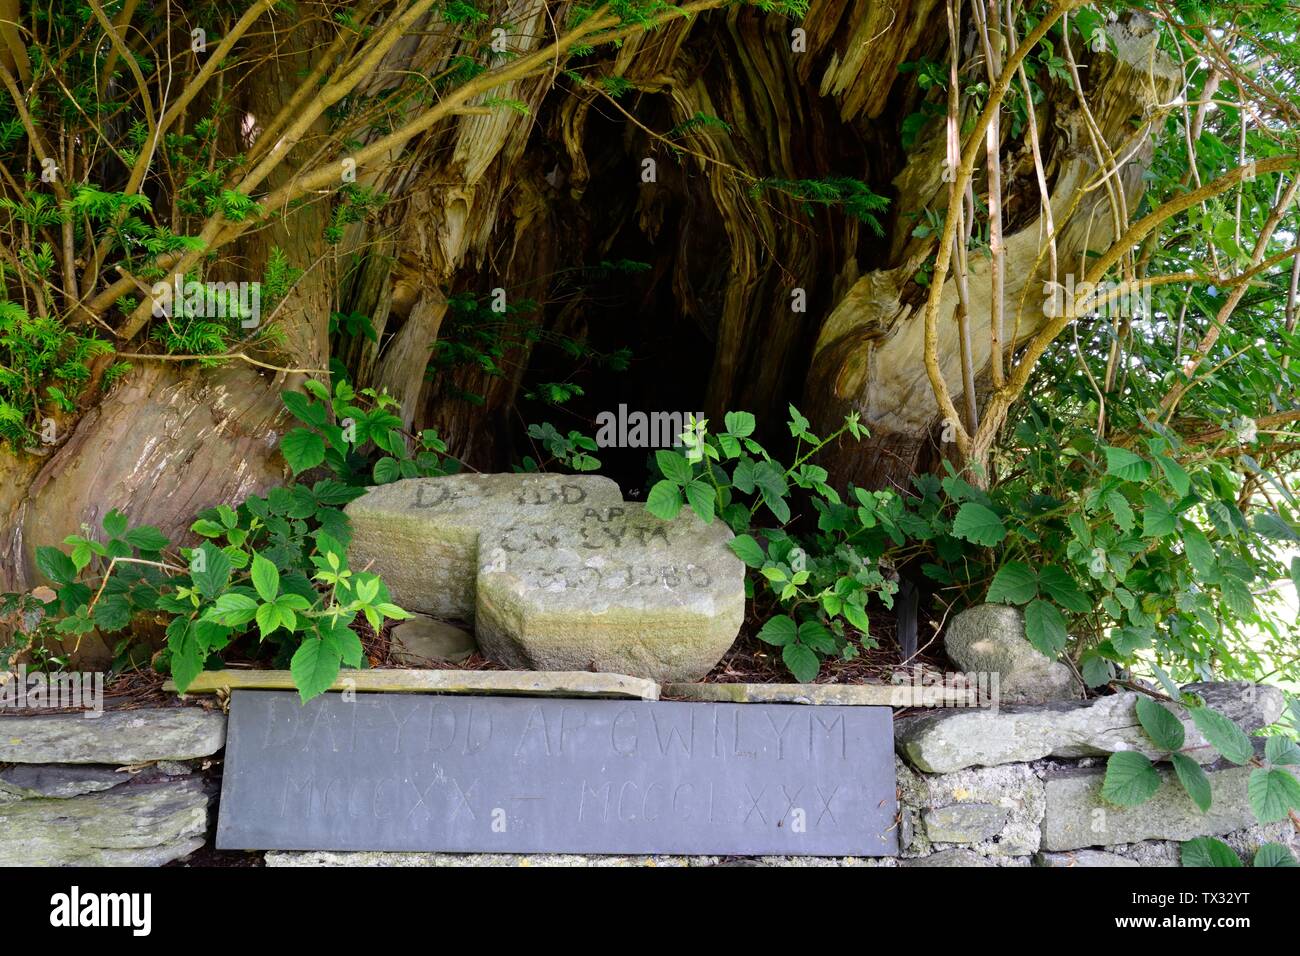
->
(216, 691), (898, 856)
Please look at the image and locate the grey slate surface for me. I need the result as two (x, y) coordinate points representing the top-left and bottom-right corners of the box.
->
(217, 690), (898, 857)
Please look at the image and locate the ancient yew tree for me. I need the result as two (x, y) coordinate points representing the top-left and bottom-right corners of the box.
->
(1, 0), (1297, 686)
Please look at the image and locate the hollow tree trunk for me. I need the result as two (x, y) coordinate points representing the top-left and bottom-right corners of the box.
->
(1, 3), (1178, 619)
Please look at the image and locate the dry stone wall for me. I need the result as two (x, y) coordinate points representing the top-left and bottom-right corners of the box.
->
(4, 677), (1291, 866)
(0, 707), (224, 865)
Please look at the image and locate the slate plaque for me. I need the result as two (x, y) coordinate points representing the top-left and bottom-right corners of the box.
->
(216, 690), (898, 856)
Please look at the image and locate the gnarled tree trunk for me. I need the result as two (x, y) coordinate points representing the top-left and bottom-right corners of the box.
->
(1, 3), (1177, 622)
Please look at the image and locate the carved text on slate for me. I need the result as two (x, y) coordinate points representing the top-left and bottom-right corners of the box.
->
(217, 692), (898, 856)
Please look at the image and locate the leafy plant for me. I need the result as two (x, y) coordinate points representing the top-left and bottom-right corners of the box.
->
(749, 178), (891, 236)
(645, 406), (898, 681)
(13, 485), (410, 703)
(520, 421), (601, 473)
(901, 416), (1300, 687)
(1, 383), (455, 702)
(1101, 686), (1300, 857)
(1182, 837), (1297, 867)
(278, 377), (455, 487)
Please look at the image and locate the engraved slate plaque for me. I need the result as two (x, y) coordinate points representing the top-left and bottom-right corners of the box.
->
(216, 690), (898, 856)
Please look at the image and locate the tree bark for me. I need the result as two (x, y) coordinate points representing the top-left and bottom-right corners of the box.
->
(1, 4), (1179, 600)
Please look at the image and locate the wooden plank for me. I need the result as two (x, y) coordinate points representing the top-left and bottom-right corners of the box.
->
(167, 669), (660, 701)
(661, 682), (979, 707)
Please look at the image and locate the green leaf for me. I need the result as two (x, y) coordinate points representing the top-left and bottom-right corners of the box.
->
(280, 428), (326, 475)
(986, 562), (1037, 605)
(1253, 511), (1298, 541)
(724, 411), (755, 437)
(320, 619), (365, 668)
(951, 502), (1007, 546)
(167, 619), (205, 692)
(354, 575), (379, 604)
(1151, 664), (1183, 702)
(683, 479), (715, 523)
(190, 542), (233, 600)
(727, 534), (766, 568)
(1181, 526), (1216, 579)
(250, 553), (280, 603)
(1101, 751), (1161, 806)
(1253, 843), (1299, 867)
(1103, 446), (1151, 482)
(1023, 598), (1068, 656)
(281, 390), (327, 427)
(192, 619), (232, 653)
(1248, 767), (1300, 823)
(1170, 753), (1212, 812)
(1080, 652), (1113, 688)
(1140, 492), (1176, 537)
(1181, 837), (1242, 867)
(102, 509), (128, 539)
(751, 461), (790, 523)
(1188, 707), (1254, 765)
(786, 404), (812, 439)
(67, 538), (95, 572)
(373, 456), (401, 484)
(731, 459), (756, 494)
(1037, 565), (1090, 613)
(655, 449), (693, 486)
(782, 642), (820, 682)
(255, 602), (282, 638)
(1106, 490), (1134, 532)
(204, 592), (258, 627)
(798, 619), (837, 654)
(91, 593), (133, 632)
(1265, 735), (1300, 766)
(757, 615), (797, 646)
(1220, 576), (1254, 619)
(290, 637), (341, 703)
(1136, 696), (1185, 752)
(842, 601), (870, 634)
(35, 546), (78, 585)
(124, 525), (169, 552)
(1154, 453), (1191, 496)
(276, 592), (311, 613)
(645, 480), (683, 520)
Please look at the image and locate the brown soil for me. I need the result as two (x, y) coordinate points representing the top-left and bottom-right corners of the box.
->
(5, 596), (954, 712)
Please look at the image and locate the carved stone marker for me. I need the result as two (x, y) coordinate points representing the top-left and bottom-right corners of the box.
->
(344, 474), (622, 619)
(216, 691), (898, 857)
(475, 503), (744, 681)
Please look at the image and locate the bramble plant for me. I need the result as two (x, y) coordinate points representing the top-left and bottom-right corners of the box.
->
(922, 416), (1300, 687)
(519, 422), (602, 473)
(635, 399), (1300, 699)
(1180, 836), (1299, 868)
(1102, 683), (1300, 866)
(0, 381), (469, 702)
(9, 495), (408, 703)
(278, 378), (457, 487)
(645, 405), (900, 681)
